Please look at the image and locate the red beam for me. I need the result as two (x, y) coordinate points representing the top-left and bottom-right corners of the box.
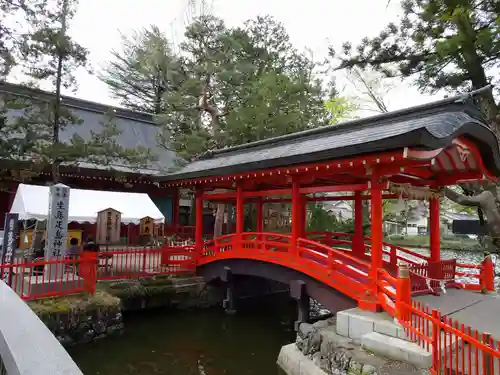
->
(201, 192), (236, 200)
(203, 192), (402, 203)
(243, 189), (291, 197)
(307, 193), (399, 202)
(300, 184), (368, 195)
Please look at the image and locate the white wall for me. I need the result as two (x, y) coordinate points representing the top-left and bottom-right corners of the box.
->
(405, 217), (428, 236)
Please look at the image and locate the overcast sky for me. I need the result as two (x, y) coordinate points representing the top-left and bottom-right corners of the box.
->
(29, 0), (438, 113)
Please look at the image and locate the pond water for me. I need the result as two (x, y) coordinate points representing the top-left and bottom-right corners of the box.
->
(69, 294), (296, 375)
(69, 248), (498, 375)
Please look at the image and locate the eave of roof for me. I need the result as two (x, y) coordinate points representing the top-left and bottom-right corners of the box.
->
(160, 89), (500, 182)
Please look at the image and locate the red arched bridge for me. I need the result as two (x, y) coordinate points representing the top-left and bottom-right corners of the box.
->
(174, 231), (494, 316)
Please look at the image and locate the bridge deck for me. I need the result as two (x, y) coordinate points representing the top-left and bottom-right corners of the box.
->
(414, 289), (500, 340)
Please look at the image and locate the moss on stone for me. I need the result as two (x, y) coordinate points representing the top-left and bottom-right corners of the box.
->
(98, 275), (178, 301)
(28, 275), (197, 317)
(138, 275), (174, 287)
(28, 290), (120, 318)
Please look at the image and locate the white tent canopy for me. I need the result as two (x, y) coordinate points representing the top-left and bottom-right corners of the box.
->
(10, 184), (165, 225)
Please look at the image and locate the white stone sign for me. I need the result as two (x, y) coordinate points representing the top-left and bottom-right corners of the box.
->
(45, 183), (70, 259)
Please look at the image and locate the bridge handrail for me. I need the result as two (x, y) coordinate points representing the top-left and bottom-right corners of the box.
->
(304, 231), (430, 264)
(298, 237), (370, 269)
(371, 239), (429, 263)
(0, 280), (83, 375)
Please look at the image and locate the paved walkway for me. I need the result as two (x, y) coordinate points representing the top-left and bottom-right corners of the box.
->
(414, 289), (500, 340)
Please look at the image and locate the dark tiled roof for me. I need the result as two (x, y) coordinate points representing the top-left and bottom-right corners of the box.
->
(0, 82), (179, 175)
(162, 94), (500, 181)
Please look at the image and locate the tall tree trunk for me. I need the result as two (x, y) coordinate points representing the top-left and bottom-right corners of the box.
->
(198, 84), (227, 238)
(214, 202), (225, 237)
(51, 0), (69, 183)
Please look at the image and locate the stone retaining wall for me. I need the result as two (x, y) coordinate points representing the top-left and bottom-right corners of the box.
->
(29, 275), (224, 347)
(42, 305), (124, 347)
(279, 317), (429, 375)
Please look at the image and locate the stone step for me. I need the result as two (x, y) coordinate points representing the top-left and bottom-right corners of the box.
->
(361, 332), (432, 369)
(336, 308), (411, 342)
(373, 316), (411, 342)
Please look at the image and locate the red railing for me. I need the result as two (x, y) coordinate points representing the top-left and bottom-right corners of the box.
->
(377, 268), (397, 317)
(305, 231), (494, 294)
(1, 246), (196, 301)
(306, 232), (355, 249)
(95, 246), (195, 280)
(0, 255), (94, 300)
(398, 299), (500, 374)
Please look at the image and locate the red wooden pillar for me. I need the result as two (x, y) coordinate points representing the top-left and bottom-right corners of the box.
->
(370, 175), (383, 279)
(236, 184), (244, 235)
(291, 181), (301, 255)
(481, 254), (495, 293)
(354, 191), (364, 257)
(429, 198), (441, 262)
(195, 188), (204, 258)
(256, 199), (264, 232)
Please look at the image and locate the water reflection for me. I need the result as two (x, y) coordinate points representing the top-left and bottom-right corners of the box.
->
(69, 294), (295, 375)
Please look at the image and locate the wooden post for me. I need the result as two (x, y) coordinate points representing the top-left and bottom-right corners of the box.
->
(354, 191), (364, 257)
(171, 187), (180, 233)
(291, 181), (301, 256)
(429, 198), (441, 262)
(81, 252), (97, 295)
(482, 332), (493, 374)
(431, 309), (440, 370)
(395, 263), (411, 324)
(256, 198), (264, 233)
(195, 188), (204, 259)
(389, 245), (398, 271)
(370, 175), (383, 280)
(256, 198), (264, 249)
(236, 184), (244, 235)
(222, 266), (236, 315)
(290, 280), (309, 331)
(481, 253), (495, 293)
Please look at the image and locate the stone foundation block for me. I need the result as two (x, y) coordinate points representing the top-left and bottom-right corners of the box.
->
(361, 332), (432, 369)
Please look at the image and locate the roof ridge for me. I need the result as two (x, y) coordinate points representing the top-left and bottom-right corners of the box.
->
(0, 81), (156, 125)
